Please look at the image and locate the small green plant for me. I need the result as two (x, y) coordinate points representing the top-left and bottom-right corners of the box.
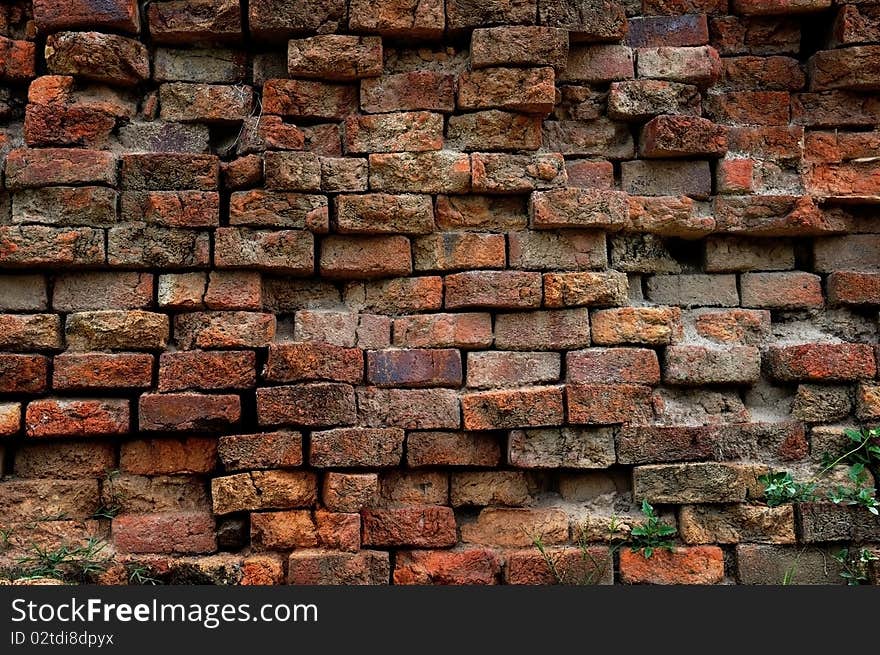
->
(833, 547), (878, 585)
(823, 427), (880, 469)
(16, 537), (111, 583)
(630, 500), (676, 559)
(128, 564), (163, 586)
(828, 464), (880, 515)
(93, 469), (124, 520)
(759, 471), (816, 507)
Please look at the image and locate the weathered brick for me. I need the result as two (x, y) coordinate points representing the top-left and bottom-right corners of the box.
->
(445, 271), (542, 310)
(45, 32), (148, 86)
(640, 115), (727, 158)
(740, 272), (823, 309)
(566, 384), (653, 425)
(139, 393), (240, 432)
(765, 344), (876, 382)
(435, 195), (528, 231)
(828, 272), (880, 306)
(680, 505), (795, 544)
(218, 431), (302, 471)
(663, 346), (761, 385)
(539, 0), (626, 41)
(621, 161), (712, 199)
(229, 191), (327, 231)
(121, 153), (218, 191)
(257, 383), (356, 428)
(619, 546), (724, 584)
(310, 427), (405, 468)
(320, 235), (411, 279)
(627, 14), (709, 48)
(34, 0), (140, 34)
(121, 437), (217, 475)
(542, 119), (635, 158)
(472, 153), (567, 193)
(0, 314), (60, 352)
(0, 354), (49, 393)
(53, 273), (152, 312)
(406, 431), (502, 467)
(809, 45), (880, 92)
(335, 193), (434, 235)
(471, 26), (567, 70)
(608, 80), (701, 121)
(360, 71), (454, 113)
(467, 351), (560, 389)
(159, 82), (252, 123)
(5, 148), (117, 190)
(25, 398), (129, 438)
(175, 311), (275, 349)
(369, 151), (471, 194)
(565, 160), (615, 188)
(262, 79), (357, 120)
(288, 35), (381, 81)
(567, 348), (660, 385)
(591, 307), (681, 345)
(392, 313), (492, 349)
(287, 549), (389, 585)
(113, 512), (216, 554)
(214, 227), (314, 275)
(704, 237), (795, 272)
(647, 274), (739, 307)
(357, 387), (460, 429)
(508, 427), (615, 468)
(458, 67), (555, 114)
(212, 470), (317, 514)
(633, 462), (759, 503)
(322, 472), (378, 512)
(349, 0), (444, 38)
(736, 544), (843, 585)
(447, 110), (542, 152)
(561, 45), (633, 83)
(148, 0), (242, 44)
(362, 506), (456, 547)
(251, 510), (316, 549)
(637, 45), (722, 86)
(530, 187), (628, 230)
(460, 507), (568, 547)
(543, 271), (628, 308)
(505, 546), (613, 585)
(0, 479), (99, 522)
(494, 309), (591, 350)
(462, 386), (564, 430)
(366, 349), (462, 387)
(263, 343), (362, 385)
(0, 403), (20, 437)
(158, 351), (255, 392)
(345, 112), (443, 154)
(394, 549), (500, 585)
(65, 311), (168, 351)
(54, 353), (153, 391)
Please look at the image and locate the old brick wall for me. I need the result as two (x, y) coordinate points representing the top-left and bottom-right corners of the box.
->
(0, 0), (878, 585)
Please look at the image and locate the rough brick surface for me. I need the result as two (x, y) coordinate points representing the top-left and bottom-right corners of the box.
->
(0, 0), (877, 588)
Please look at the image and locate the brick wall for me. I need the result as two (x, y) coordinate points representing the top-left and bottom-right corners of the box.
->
(0, 0), (878, 585)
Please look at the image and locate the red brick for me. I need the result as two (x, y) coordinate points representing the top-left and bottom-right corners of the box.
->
(721, 55), (805, 90)
(203, 271), (261, 311)
(435, 195), (528, 232)
(561, 45), (634, 83)
(14, 441), (117, 479)
(765, 344), (876, 382)
(566, 384), (653, 425)
(460, 507), (568, 547)
(368, 151), (471, 194)
(705, 91), (790, 127)
(354, 277), (444, 314)
(262, 78), (357, 120)
(458, 67), (555, 114)
(567, 348), (661, 385)
(637, 45), (722, 86)
(713, 195), (832, 236)
(828, 272), (880, 306)
(565, 160), (615, 188)
(362, 506), (457, 547)
(0, 479), (99, 522)
(287, 35), (381, 81)
(257, 383), (357, 428)
(0, 403), (20, 437)
(229, 191), (328, 231)
(663, 346), (762, 385)
(0, 354), (49, 393)
(494, 309), (591, 350)
(286, 550), (389, 585)
(322, 472), (379, 512)
(320, 235), (412, 279)
(218, 431), (303, 471)
(619, 546), (724, 584)
(529, 187), (629, 230)
(34, 0), (140, 34)
(462, 386), (564, 430)
(360, 71), (455, 113)
(358, 387), (460, 429)
(158, 351), (256, 391)
(393, 313), (493, 349)
(832, 5), (880, 47)
(113, 512), (216, 554)
(394, 549), (501, 585)
(215, 228), (314, 275)
(726, 126), (803, 161)
(53, 353), (153, 390)
(740, 272), (823, 309)
(264, 343), (362, 384)
(147, 0), (242, 44)
(591, 307), (681, 345)
(310, 427), (404, 468)
(251, 510), (316, 549)
(809, 45), (880, 92)
(349, 0), (443, 37)
(445, 271), (542, 310)
(46, 31), (149, 86)
(0, 226), (105, 268)
(717, 159), (754, 194)
(5, 148), (117, 189)
(335, 193), (434, 235)
(212, 470), (317, 514)
(120, 437), (218, 475)
(627, 15), (709, 47)
(121, 191), (219, 227)
(543, 271), (629, 308)
(0, 314), (61, 351)
(471, 152), (567, 193)
(467, 351), (560, 389)
(345, 111), (444, 153)
(138, 393), (241, 432)
(505, 547), (613, 584)
(52, 272), (152, 312)
(25, 398), (129, 438)
(367, 349), (462, 387)
(121, 153), (218, 191)
(65, 311), (169, 351)
(242, 555), (285, 585)
(0, 37), (35, 81)
(406, 431), (502, 467)
(174, 312), (275, 349)
(314, 510), (360, 552)
(640, 115), (727, 158)
(694, 309), (771, 344)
